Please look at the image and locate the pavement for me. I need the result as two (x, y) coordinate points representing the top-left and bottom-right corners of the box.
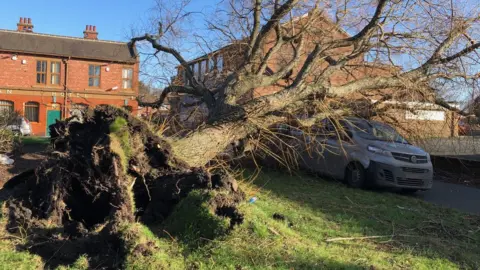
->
(415, 180), (480, 215)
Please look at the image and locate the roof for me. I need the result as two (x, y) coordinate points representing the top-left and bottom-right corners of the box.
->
(185, 43), (241, 65)
(0, 30), (137, 63)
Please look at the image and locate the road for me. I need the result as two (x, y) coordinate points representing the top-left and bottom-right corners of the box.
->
(411, 138), (480, 214)
(415, 180), (480, 215)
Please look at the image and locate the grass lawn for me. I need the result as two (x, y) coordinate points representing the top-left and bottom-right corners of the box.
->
(20, 136), (50, 146)
(1, 170), (479, 269)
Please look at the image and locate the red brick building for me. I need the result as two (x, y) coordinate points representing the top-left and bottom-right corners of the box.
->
(0, 18), (139, 136)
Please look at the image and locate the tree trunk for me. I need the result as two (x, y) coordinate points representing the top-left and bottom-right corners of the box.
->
(170, 114), (285, 167)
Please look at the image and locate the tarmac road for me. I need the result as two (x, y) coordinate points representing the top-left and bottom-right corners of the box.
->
(415, 180), (480, 215)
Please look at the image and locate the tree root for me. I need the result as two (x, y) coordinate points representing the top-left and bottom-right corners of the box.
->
(2, 105), (244, 269)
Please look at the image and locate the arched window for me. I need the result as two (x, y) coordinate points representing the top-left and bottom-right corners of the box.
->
(0, 100), (14, 115)
(25, 101), (40, 122)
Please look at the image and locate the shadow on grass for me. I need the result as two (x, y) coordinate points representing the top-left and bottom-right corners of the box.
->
(21, 228), (124, 269)
(247, 168), (480, 269)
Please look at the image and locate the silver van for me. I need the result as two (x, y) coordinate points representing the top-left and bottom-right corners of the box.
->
(290, 117), (433, 192)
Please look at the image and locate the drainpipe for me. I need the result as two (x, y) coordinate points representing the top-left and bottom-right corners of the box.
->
(62, 58), (69, 119)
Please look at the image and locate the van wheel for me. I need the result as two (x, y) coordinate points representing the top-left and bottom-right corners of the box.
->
(345, 163), (365, 188)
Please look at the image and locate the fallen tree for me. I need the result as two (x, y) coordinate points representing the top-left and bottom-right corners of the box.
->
(2, 0), (480, 268)
(2, 106), (244, 268)
(134, 0), (480, 167)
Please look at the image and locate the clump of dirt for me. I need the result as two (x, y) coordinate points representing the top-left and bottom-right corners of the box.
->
(272, 212), (294, 227)
(2, 105), (244, 269)
(273, 213), (286, 221)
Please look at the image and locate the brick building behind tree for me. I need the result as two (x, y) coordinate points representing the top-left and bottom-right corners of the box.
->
(0, 17), (139, 136)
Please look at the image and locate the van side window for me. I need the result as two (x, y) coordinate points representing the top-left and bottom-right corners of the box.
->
(319, 119), (338, 139)
(339, 120), (353, 142)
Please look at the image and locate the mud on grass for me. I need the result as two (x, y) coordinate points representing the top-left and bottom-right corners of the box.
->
(0, 105), (244, 269)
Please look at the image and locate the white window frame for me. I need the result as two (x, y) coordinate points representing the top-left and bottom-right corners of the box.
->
(405, 110), (445, 121)
(208, 58), (215, 72)
(122, 68), (133, 89)
(217, 55), (223, 71)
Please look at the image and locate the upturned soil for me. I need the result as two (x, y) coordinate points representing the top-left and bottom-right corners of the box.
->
(0, 106), (244, 269)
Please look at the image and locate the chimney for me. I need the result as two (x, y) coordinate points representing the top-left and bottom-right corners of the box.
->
(17, 17), (34, 32)
(83, 24), (98, 40)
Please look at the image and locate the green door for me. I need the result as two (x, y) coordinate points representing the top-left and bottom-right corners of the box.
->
(46, 110), (61, 136)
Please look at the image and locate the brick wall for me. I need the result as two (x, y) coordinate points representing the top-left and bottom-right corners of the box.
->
(375, 110), (459, 139)
(0, 52), (139, 135)
(173, 15), (379, 98)
(0, 53), (138, 92)
(3, 94), (137, 135)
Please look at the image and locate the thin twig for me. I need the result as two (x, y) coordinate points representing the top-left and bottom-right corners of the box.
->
(162, 230), (175, 242)
(326, 235), (391, 242)
(326, 233), (416, 242)
(141, 175), (151, 201)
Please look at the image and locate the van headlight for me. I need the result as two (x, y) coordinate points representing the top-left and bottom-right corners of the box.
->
(367, 145), (392, 156)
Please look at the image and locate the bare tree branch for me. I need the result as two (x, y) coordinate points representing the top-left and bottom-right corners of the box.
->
(137, 85), (202, 108)
(246, 0), (263, 60)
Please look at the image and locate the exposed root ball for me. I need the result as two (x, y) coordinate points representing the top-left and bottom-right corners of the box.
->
(2, 105), (244, 269)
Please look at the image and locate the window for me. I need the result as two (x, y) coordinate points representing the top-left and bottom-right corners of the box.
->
(36, 60), (61, 86)
(217, 55), (223, 71)
(36, 60), (47, 84)
(182, 69), (189, 85)
(405, 110), (445, 121)
(209, 58), (215, 72)
(88, 65), (101, 87)
(122, 68), (133, 89)
(319, 118), (340, 139)
(0, 100), (14, 115)
(191, 63), (197, 78)
(338, 120), (353, 141)
(50, 62), (61, 85)
(197, 61), (203, 79)
(25, 101), (39, 122)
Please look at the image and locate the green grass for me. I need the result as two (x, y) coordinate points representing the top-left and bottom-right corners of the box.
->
(174, 171), (480, 269)
(0, 241), (43, 270)
(109, 117), (132, 171)
(0, 171), (479, 269)
(20, 136), (50, 145)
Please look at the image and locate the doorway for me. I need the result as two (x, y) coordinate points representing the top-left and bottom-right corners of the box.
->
(46, 110), (61, 136)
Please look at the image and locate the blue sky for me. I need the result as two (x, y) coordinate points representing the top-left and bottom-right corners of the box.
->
(0, 0), (217, 88)
(0, 0), (214, 42)
(0, 1), (476, 101)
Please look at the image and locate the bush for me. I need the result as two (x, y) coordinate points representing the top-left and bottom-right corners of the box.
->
(0, 129), (15, 154)
(0, 110), (21, 154)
